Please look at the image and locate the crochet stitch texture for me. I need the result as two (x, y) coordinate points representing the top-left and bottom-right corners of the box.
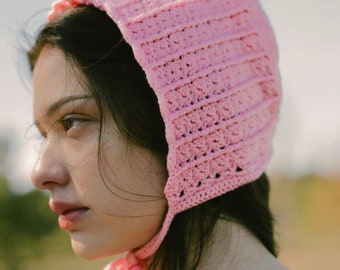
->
(49, 0), (281, 267)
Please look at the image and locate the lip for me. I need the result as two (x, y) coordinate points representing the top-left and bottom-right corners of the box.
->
(50, 201), (89, 230)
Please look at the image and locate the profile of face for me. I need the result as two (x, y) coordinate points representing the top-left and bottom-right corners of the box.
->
(31, 46), (167, 260)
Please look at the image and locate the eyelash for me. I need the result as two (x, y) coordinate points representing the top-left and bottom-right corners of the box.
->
(59, 114), (88, 131)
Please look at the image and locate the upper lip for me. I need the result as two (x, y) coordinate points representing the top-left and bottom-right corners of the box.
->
(49, 200), (89, 215)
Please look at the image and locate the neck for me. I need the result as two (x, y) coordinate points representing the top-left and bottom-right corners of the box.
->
(197, 220), (288, 270)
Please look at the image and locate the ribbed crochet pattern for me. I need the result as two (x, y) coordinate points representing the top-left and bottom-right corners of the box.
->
(49, 0), (281, 268)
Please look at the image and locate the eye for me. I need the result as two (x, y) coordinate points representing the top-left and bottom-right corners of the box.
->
(59, 115), (87, 131)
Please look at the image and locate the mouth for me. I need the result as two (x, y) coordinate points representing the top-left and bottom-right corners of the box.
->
(59, 207), (89, 230)
(50, 201), (89, 230)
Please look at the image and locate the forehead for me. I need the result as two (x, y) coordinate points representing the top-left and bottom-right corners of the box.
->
(32, 46), (85, 119)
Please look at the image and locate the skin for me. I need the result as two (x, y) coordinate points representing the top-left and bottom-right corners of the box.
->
(198, 220), (289, 270)
(31, 46), (167, 260)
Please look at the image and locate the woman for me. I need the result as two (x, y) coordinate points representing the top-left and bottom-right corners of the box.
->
(28, 0), (287, 269)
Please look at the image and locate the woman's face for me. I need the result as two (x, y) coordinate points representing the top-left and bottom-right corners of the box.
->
(31, 46), (167, 259)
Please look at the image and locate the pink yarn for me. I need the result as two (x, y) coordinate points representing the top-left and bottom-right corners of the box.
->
(48, 0), (89, 21)
(48, 0), (281, 268)
(103, 253), (146, 270)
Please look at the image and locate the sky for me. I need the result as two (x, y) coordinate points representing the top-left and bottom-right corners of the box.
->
(0, 0), (339, 192)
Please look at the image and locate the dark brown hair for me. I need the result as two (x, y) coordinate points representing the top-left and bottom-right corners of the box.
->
(28, 6), (277, 269)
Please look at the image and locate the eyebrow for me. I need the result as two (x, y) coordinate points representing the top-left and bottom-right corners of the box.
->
(34, 94), (95, 134)
(46, 94), (95, 116)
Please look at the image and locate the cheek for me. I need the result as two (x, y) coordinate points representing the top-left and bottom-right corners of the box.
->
(64, 138), (99, 165)
(98, 155), (166, 209)
(80, 130), (167, 215)
(71, 198), (167, 259)
(63, 135), (100, 178)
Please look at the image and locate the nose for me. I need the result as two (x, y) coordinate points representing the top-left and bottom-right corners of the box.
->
(31, 141), (70, 190)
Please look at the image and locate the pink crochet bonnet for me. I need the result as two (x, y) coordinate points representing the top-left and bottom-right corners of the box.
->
(48, 0), (281, 267)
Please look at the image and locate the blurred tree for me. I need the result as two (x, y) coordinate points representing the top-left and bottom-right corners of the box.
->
(0, 176), (58, 270)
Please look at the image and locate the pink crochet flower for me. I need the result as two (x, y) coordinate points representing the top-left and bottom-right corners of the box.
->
(48, 0), (90, 21)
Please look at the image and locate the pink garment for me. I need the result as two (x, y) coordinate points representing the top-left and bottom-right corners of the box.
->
(48, 0), (281, 268)
(103, 257), (126, 270)
(103, 253), (146, 270)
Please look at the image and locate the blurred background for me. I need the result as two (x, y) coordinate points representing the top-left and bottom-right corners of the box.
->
(0, 0), (339, 269)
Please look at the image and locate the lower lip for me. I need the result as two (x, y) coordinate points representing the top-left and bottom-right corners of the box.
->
(58, 208), (89, 230)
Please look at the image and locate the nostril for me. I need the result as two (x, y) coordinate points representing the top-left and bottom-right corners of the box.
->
(31, 165), (54, 190)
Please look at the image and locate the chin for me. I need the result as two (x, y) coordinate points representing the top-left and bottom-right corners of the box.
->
(71, 240), (96, 260)
(70, 234), (109, 260)
(69, 232), (125, 261)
